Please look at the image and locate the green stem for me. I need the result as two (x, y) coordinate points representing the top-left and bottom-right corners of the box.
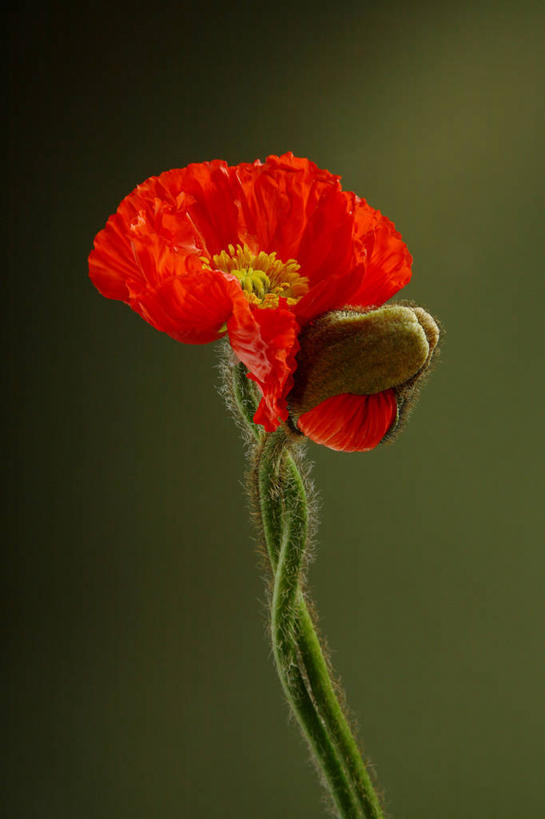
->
(230, 358), (264, 444)
(224, 357), (384, 818)
(296, 596), (384, 819)
(266, 431), (364, 818)
(259, 437), (384, 819)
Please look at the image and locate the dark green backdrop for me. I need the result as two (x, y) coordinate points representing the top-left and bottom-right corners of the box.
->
(6, 1), (544, 817)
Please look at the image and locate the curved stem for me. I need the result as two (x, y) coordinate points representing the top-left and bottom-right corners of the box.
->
(230, 357), (264, 444)
(260, 437), (384, 819)
(296, 596), (384, 819)
(225, 359), (383, 818)
(268, 431), (363, 818)
(256, 430), (285, 566)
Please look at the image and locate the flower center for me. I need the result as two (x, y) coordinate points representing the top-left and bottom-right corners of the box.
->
(203, 244), (309, 308)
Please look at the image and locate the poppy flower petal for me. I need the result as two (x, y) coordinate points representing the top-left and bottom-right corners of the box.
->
(297, 391), (397, 452)
(233, 153), (347, 268)
(90, 212), (242, 344)
(130, 266), (246, 345)
(295, 188), (356, 284)
(120, 162), (242, 257)
(89, 213), (145, 301)
(294, 263), (365, 324)
(348, 200), (413, 308)
(89, 162), (245, 304)
(227, 301), (300, 431)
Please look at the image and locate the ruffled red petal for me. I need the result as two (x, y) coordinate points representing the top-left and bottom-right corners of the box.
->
(294, 263), (365, 324)
(89, 213), (143, 301)
(295, 188), (356, 285)
(233, 155), (368, 322)
(297, 391), (397, 452)
(227, 300), (300, 432)
(89, 164), (251, 343)
(117, 162), (242, 257)
(233, 154), (343, 263)
(347, 199), (412, 308)
(133, 267), (247, 344)
(89, 162), (243, 301)
(90, 222), (244, 344)
(230, 155), (411, 320)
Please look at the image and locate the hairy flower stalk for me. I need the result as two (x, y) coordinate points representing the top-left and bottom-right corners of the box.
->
(221, 352), (386, 818)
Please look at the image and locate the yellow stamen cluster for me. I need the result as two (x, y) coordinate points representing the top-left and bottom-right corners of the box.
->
(202, 244), (309, 308)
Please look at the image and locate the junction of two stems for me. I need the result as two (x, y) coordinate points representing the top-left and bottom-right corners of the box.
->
(226, 358), (384, 819)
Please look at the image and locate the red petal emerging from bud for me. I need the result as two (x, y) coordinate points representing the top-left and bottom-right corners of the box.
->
(297, 391), (397, 452)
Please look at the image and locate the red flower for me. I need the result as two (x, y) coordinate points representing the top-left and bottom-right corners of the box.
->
(89, 153), (412, 451)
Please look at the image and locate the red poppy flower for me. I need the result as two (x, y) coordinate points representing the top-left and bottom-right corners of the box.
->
(89, 152), (413, 451)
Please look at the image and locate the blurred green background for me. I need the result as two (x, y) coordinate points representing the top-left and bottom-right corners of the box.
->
(6, 1), (544, 817)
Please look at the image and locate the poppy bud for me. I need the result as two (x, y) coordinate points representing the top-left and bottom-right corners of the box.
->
(287, 304), (440, 451)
